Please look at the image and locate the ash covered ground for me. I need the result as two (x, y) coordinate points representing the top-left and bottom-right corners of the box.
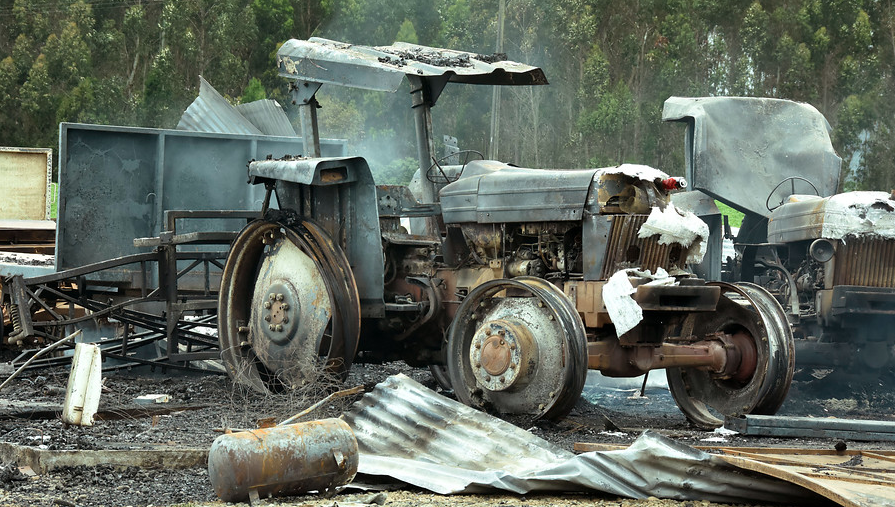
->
(0, 358), (893, 507)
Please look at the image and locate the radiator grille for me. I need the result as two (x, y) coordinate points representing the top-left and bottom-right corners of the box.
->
(833, 237), (895, 287)
(600, 215), (687, 279)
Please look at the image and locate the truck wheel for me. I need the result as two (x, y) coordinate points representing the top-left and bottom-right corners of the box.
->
(666, 282), (794, 429)
(446, 277), (588, 420)
(218, 219), (360, 392)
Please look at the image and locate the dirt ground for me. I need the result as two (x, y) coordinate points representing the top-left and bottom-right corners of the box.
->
(0, 358), (893, 507)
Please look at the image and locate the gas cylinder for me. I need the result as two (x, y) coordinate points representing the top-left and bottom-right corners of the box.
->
(208, 418), (358, 502)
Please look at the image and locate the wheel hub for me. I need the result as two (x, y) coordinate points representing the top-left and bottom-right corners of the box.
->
(469, 319), (535, 391)
(258, 282), (301, 345)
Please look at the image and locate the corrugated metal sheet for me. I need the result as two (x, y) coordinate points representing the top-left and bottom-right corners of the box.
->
(234, 100), (297, 136)
(277, 37), (548, 93)
(342, 375), (821, 503)
(177, 76), (263, 135)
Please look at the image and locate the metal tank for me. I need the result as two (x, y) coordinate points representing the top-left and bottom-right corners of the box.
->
(207, 418), (358, 502)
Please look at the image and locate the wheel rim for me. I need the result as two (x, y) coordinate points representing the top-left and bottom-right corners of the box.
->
(447, 276), (588, 420)
(666, 281), (794, 429)
(218, 219), (360, 392)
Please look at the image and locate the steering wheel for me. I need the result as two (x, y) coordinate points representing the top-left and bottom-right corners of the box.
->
(426, 150), (485, 184)
(766, 176), (820, 211)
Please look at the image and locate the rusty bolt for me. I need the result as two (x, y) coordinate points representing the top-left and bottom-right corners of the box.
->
(510, 344), (517, 350)
(264, 314), (271, 322)
(474, 362), (481, 368)
(485, 327), (492, 336)
(276, 293), (284, 301)
(276, 324), (283, 332)
(484, 375), (491, 381)
(474, 341), (481, 349)
(498, 329), (505, 336)
(499, 376), (505, 383)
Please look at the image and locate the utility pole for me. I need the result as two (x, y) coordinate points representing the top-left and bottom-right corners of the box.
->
(488, 0), (506, 160)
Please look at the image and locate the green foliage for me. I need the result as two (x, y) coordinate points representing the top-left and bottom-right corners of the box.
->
(0, 0), (893, 195)
(716, 201), (744, 228)
(395, 19), (418, 44)
(373, 156), (418, 185)
(240, 77), (267, 103)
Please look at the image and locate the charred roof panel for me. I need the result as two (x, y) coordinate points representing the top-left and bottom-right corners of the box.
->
(235, 100), (297, 137)
(276, 37), (548, 92)
(177, 76), (263, 135)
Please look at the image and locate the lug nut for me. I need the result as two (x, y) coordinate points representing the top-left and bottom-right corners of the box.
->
(474, 362), (481, 368)
(485, 328), (492, 336)
(276, 324), (283, 332)
(269, 324), (275, 331)
(264, 315), (271, 322)
(282, 303), (290, 311)
(268, 293), (275, 301)
(499, 339), (505, 346)
(474, 342), (481, 349)
(283, 316), (289, 324)
(264, 301), (272, 309)
(484, 375), (491, 381)
(499, 376), (505, 383)
(276, 293), (284, 301)
(510, 344), (516, 350)
(498, 330), (505, 336)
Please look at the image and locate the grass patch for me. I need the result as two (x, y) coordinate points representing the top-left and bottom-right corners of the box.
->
(715, 200), (744, 228)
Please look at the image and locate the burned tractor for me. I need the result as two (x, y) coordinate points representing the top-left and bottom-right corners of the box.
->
(665, 97), (895, 378)
(218, 39), (795, 428)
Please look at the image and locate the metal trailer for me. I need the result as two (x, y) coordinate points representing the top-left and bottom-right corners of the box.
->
(1, 124), (346, 371)
(664, 97), (895, 376)
(217, 38), (795, 428)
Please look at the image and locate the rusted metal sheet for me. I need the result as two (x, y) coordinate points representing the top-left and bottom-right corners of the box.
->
(575, 443), (895, 507)
(277, 37), (547, 94)
(833, 237), (895, 287)
(342, 374), (818, 503)
(0, 147), (52, 221)
(208, 418), (358, 503)
(600, 215), (686, 278)
(716, 448), (895, 507)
